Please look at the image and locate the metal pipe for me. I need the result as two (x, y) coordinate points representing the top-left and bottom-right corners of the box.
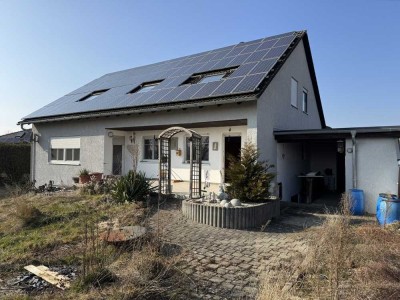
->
(20, 123), (35, 182)
(351, 130), (357, 189)
(395, 138), (400, 196)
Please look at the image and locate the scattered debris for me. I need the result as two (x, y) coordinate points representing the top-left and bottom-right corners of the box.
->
(100, 225), (146, 243)
(22, 265), (75, 290)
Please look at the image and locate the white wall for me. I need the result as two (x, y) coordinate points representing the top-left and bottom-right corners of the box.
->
(277, 143), (309, 201)
(345, 137), (398, 214)
(114, 125), (248, 183)
(258, 39), (323, 200)
(33, 102), (256, 185)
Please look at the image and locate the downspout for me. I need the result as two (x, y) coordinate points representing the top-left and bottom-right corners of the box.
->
(21, 123), (35, 183)
(351, 130), (357, 189)
(395, 138), (400, 196)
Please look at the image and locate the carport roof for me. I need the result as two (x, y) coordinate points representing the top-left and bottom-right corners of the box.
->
(274, 126), (400, 142)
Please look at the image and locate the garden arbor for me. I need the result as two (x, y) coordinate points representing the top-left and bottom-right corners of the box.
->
(158, 127), (202, 199)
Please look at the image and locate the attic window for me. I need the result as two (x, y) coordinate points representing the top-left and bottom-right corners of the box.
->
(77, 89), (108, 102)
(183, 68), (237, 85)
(128, 80), (163, 94)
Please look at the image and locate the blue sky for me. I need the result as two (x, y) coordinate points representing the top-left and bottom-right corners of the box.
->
(0, 0), (399, 134)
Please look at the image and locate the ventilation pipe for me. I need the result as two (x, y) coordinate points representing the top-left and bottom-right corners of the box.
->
(351, 130), (357, 189)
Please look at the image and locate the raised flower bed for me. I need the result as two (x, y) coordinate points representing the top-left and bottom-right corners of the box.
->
(181, 199), (280, 230)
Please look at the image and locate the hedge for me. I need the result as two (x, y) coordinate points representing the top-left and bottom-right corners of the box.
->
(0, 143), (31, 184)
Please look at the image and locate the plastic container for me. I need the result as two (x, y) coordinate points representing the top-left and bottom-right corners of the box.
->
(376, 193), (400, 226)
(349, 189), (365, 215)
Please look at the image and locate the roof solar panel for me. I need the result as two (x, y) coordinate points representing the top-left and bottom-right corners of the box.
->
(232, 73), (266, 94)
(245, 50), (270, 63)
(22, 31), (301, 121)
(240, 43), (262, 54)
(249, 58), (278, 75)
(197, 52), (218, 63)
(257, 39), (278, 51)
(196, 60), (218, 73)
(191, 81), (222, 99)
(211, 49), (231, 60)
(274, 35), (295, 47)
(174, 84), (205, 101)
(141, 88), (174, 105)
(229, 62), (258, 77)
(157, 85), (190, 103)
(211, 57), (235, 70)
(225, 46), (246, 57)
(263, 45), (287, 59)
(210, 77), (244, 96)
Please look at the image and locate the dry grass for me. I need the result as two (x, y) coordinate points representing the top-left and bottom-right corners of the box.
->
(258, 193), (400, 300)
(0, 192), (190, 299)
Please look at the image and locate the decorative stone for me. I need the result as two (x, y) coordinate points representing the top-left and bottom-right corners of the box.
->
(230, 199), (242, 207)
(220, 200), (228, 207)
(224, 202), (233, 208)
(217, 184), (228, 200)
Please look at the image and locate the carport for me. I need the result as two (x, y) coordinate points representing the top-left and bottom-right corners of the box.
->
(274, 126), (400, 213)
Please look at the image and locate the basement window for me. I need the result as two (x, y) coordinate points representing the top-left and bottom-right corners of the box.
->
(77, 89), (108, 102)
(128, 80), (163, 94)
(182, 68), (237, 85)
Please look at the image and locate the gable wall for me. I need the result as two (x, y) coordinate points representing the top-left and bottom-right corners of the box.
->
(257, 39), (323, 199)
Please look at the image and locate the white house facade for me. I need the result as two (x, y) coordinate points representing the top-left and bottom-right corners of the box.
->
(20, 30), (400, 214)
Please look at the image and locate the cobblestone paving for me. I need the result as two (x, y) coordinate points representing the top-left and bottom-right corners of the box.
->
(150, 203), (311, 299)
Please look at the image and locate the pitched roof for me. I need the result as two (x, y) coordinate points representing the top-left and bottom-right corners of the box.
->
(0, 130), (32, 144)
(20, 30), (324, 126)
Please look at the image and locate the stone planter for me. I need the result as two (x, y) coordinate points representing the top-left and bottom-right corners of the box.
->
(181, 199), (280, 230)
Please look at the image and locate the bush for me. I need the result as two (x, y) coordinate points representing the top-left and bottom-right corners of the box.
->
(111, 171), (154, 203)
(0, 143), (30, 184)
(226, 142), (275, 202)
(15, 202), (44, 227)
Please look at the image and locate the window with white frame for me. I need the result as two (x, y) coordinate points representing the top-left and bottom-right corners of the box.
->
(50, 137), (80, 164)
(143, 137), (159, 160)
(302, 88), (308, 113)
(291, 77), (298, 108)
(185, 136), (209, 162)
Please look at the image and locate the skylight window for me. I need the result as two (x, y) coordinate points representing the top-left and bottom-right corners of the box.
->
(128, 80), (163, 94)
(77, 89), (108, 102)
(198, 74), (225, 84)
(182, 68), (237, 85)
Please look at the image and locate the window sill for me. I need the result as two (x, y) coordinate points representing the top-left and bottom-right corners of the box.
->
(141, 160), (158, 163)
(50, 161), (80, 166)
(291, 104), (298, 109)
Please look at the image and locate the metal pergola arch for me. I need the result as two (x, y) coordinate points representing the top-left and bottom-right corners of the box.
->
(158, 126), (202, 199)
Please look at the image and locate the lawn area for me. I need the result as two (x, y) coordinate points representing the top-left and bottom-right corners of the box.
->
(0, 191), (190, 299)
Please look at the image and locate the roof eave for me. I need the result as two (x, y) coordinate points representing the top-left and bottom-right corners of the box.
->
(19, 93), (258, 125)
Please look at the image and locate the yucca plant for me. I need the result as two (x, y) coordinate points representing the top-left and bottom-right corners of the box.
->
(226, 142), (275, 203)
(111, 171), (155, 203)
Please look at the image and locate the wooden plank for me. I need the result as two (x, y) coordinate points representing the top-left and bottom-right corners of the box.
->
(24, 265), (70, 290)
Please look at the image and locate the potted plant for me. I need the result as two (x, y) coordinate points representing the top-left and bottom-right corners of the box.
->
(79, 169), (91, 184)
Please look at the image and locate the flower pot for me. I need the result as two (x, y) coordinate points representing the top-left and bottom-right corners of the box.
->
(79, 174), (91, 184)
(90, 172), (103, 182)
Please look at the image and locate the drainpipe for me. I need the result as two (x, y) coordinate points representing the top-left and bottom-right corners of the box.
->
(351, 130), (357, 189)
(21, 123), (35, 182)
(395, 138), (400, 196)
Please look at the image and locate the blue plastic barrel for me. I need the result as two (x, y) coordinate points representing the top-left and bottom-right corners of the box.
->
(376, 194), (400, 226)
(349, 189), (365, 215)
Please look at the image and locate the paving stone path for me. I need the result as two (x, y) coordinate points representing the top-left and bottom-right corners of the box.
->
(150, 203), (311, 299)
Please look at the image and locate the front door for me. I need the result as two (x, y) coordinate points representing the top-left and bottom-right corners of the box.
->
(224, 136), (241, 182)
(112, 145), (123, 175)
